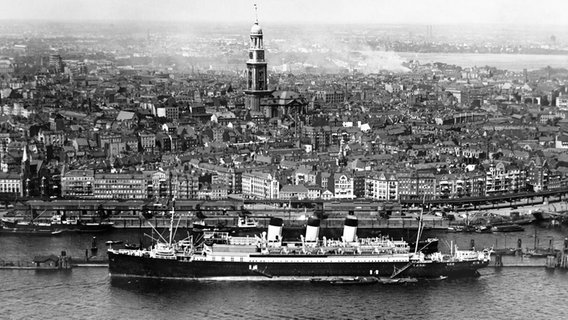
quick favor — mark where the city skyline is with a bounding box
[2,0,568,26]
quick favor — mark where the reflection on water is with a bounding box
[2,226,568,319]
[1,264,568,319]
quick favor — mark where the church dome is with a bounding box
[250,23,263,35]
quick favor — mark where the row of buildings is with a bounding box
[57,157,561,201]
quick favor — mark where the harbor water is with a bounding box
[1,225,568,320]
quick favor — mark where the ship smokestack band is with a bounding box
[305,217,320,242]
[342,215,358,243]
[267,217,283,242]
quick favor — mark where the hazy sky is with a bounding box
[2,0,568,26]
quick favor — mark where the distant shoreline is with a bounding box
[398,52,568,71]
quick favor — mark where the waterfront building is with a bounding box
[365,173,398,201]
[397,171,437,201]
[306,185,322,200]
[210,184,228,200]
[241,170,279,200]
[484,162,525,196]
[279,184,309,200]
[199,163,236,194]
[462,172,486,198]
[93,172,146,200]
[330,172,354,199]
[353,172,366,198]
[147,171,169,199]
[172,173,199,200]
[294,166,317,185]
[60,169,94,198]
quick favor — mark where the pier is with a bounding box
[104,215,452,230]
[0,258,109,270]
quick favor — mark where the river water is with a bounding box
[1,225,568,320]
[398,52,568,71]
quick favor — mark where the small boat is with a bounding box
[491,224,524,232]
[425,275,448,281]
[447,225,475,233]
[329,277,379,285]
[105,240,124,246]
[377,277,418,284]
[475,226,492,233]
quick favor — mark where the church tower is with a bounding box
[244,7,271,112]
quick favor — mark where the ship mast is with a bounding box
[414,194,426,255]
[169,197,176,246]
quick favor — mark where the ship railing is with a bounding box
[114,249,148,257]
[229,236,258,246]
[266,240,282,247]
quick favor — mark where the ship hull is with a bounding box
[57,223,114,233]
[108,251,487,280]
[1,219,113,233]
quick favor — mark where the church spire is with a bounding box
[244,4,270,113]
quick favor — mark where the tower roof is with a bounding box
[250,22,262,35]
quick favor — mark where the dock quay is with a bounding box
[0,251,108,270]
[106,216,452,230]
[5,193,568,232]
[490,250,568,269]
[0,263,109,270]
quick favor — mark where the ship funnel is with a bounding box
[342,215,358,243]
[305,217,320,242]
[267,217,283,242]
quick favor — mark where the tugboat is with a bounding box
[108,200,492,281]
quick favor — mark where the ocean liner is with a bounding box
[108,206,491,280]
